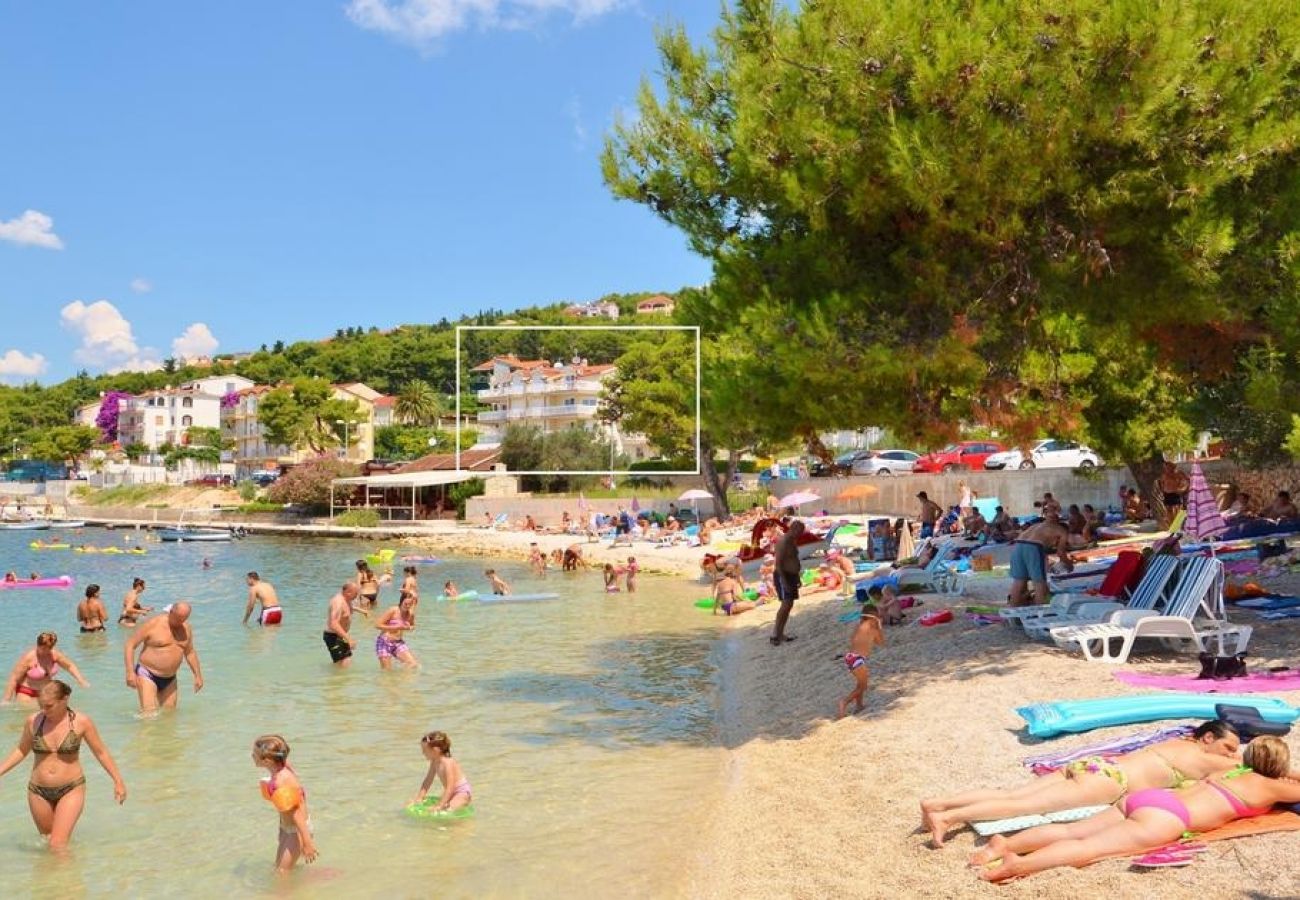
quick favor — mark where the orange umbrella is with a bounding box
[836,483,879,515]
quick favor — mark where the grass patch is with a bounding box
[237,502,287,514]
[77,484,173,506]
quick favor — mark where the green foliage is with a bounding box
[258,379,363,454]
[237,480,259,502]
[500,423,625,490]
[76,484,172,506]
[447,477,485,518]
[237,501,285,513]
[335,508,380,527]
[25,425,100,464]
[163,426,230,469]
[266,456,360,510]
[375,425,445,461]
[598,332,697,459]
[395,380,443,426]
[603,0,1300,478]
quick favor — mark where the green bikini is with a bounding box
[28,710,86,805]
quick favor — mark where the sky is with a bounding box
[0,0,720,384]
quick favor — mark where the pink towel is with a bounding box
[1113,670,1300,693]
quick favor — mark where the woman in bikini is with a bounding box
[974,736,1300,882]
[252,734,317,873]
[922,720,1243,846]
[411,730,474,812]
[373,592,420,670]
[354,561,381,610]
[3,632,90,704]
[77,584,109,634]
[0,680,126,850]
[118,578,152,627]
[713,563,756,616]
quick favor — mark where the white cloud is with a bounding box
[0,209,64,250]
[345,0,625,46]
[59,299,161,371]
[172,322,219,361]
[563,97,588,149]
[0,349,48,381]
[130,277,153,294]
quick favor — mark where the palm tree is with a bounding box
[395,379,442,426]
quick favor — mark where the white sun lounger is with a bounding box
[1019,556,1180,641]
[1002,555,1177,634]
[1049,557,1252,664]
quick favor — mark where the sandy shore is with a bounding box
[688,574,1300,899]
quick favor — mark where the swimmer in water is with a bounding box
[485,569,510,596]
[625,556,639,593]
[411,730,473,812]
[118,578,153,627]
[77,584,109,633]
[242,572,283,626]
[252,734,317,873]
[442,580,459,599]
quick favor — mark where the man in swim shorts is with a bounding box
[771,520,805,645]
[323,583,360,667]
[916,492,942,539]
[242,571,283,626]
[124,602,204,712]
[1007,513,1073,607]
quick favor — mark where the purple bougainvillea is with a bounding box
[95,391,132,443]
[220,391,240,410]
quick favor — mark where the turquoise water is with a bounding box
[0,529,722,898]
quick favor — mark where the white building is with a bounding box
[221,382,377,478]
[117,375,255,452]
[473,356,652,460]
[75,401,102,429]
[562,300,620,320]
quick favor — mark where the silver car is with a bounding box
[850,449,920,476]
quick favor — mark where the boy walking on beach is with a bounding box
[838,605,885,719]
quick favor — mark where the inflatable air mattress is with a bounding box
[0,575,74,590]
[1017,693,1300,739]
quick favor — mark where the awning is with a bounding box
[332,470,480,488]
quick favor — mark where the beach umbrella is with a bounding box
[630,496,641,513]
[678,487,713,517]
[836,483,879,515]
[897,522,916,560]
[1184,461,1227,542]
[780,490,821,507]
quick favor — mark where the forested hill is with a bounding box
[0,290,683,444]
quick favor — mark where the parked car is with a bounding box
[912,441,1006,474]
[249,471,280,486]
[813,450,874,477]
[188,474,233,487]
[984,439,1103,470]
[850,449,920,476]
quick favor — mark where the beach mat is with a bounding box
[1022,726,1193,773]
[1113,670,1300,693]
[1234,596,1300,611]
[973,805,1109,837]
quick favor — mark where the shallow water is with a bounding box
[0,529,722,897]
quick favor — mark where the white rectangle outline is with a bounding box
[455,324,702,475]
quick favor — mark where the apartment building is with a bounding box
[221,382,378,477]
[117,374,255,451]
[472,356,652,460]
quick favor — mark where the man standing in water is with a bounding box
[323,583,360,667]
[771,519,805,646]
[1007,512,1074,607]
[242,571,283,626]
[123,602,204,712]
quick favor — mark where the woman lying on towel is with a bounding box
[922,720,1243,846]
[972,736,1300,882]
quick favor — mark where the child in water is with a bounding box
[603,563,621,592]
[838,604,885,719]
[624,556,639,593]
[485,569,510,595]
[252,734,317,874]
[411,731,474,812]
[442,580,459,599]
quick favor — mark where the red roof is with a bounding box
[374,396,396,408]
[396,446,502,473]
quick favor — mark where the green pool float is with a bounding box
[405,799,475,820]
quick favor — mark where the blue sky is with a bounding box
[0,1,719,383]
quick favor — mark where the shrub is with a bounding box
[335,509,380,527]
[448,478,485,518]
[237,502,286,513]
[237,481,258,502]
[267,456,360,511]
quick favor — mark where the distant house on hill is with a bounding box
[635,295,676,315]
[562,300,620,320]
[373,395,396,427]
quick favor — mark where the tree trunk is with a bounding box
[700,437,732,521]
[1125,454,1167,525]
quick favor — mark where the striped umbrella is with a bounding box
[1184,461,1227,541]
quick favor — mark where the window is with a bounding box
[182,397,193,408]
[182,415,193,427]
[154,415,164,426]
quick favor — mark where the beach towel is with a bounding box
[1112,670,1300,693]
[1116,812,1300,865]
[1258,608,1300,620]
[1022,726,1193,773]
[972,805,1110,837]
[1234,596,1300,611]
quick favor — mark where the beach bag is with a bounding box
[1197,652,1247,681]
[1257,539,1288,560]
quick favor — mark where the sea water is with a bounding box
[0,530,722,898]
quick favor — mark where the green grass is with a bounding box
[335,509,381,527]
[236,502,286,513]
[76,484,173,506]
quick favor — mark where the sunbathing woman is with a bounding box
[922,720,1242,846]
[0,680,126,850]
[973,736,1300,882]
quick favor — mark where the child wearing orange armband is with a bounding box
[253,734,317,873]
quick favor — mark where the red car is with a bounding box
[911,441,1006,474]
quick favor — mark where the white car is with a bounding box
[849,449,920,476]
[984,439,1103,471]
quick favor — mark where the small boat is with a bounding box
[158,527,235,542]
[0,520,52,531]
[45,520,87,529]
